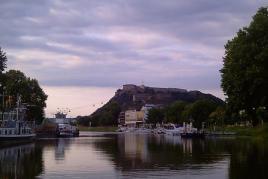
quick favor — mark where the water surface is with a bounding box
[0,132,268,179]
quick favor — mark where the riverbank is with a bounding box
[78,126,117,132]
[214,123,268,138]
[78,124,268,138]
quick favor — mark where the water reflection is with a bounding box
[94,134,230,173]
[0,134,268,178]
[53,138,72,160]
[0,143,43,179]
[229,139,268,179]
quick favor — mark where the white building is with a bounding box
[124,110,144,127]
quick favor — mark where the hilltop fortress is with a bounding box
[89,84,224,126]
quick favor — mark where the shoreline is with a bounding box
[79,124,268,138]
[78,126,118,132]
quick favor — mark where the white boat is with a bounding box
[46,111,79,137]
[58,123,79,137]
[163,123,184,135]
[0,96,36,140]
[152,127,165,134]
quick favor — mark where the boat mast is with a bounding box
[16,94,20,121]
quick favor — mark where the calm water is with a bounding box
[1,132,268,179]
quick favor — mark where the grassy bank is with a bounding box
[78,126,117,132]
[215,123,268,138]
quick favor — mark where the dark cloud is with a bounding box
[1,0,267,95]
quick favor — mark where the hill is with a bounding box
[87,84,224,126]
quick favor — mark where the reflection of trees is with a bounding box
[229,139,268,179]
[93,134,232,171]
[94,134,268,179]
[0,138,73,179]
[0,143,43,179]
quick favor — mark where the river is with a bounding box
[0,132,267,179]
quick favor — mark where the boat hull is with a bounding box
[0,134,36,141]
[181,133,205,138]
[57,131,79,137]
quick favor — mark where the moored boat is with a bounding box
[163,123,184,135]
[180,122,204,138]
[58,123,79,137]
[44,111,79,137]
[0,96,36,140]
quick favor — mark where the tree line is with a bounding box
[147,100,225,128]
[0,47,47,124]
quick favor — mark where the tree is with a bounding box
[0,47,7,74]
[147,108,164,124]
[256,107,268,123]
[0,47,7,110]
[164,101,187,123]
[220,7,268,126]
[4,70,47,124]
[90,102,121,126]
[208,106,225,127]
[182,100,218,128]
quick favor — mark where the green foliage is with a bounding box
[208,106,226,127]
[0,47,7,108]
[0,48,47,124]
[183,100,218,128]
[90,102,121,126]
[146,100,221,128]
[256,107,268,122]
[76,115,91,126]
[220,123,268,138]
[220,7,268,125]
[147,108,164,124]
[4,70,47,124]
[164,101,187,123]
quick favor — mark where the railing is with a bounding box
[0,127,33,135]
[0,128,16,135]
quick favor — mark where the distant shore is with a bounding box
[78,126,117,132]
[216,124,268,139]
[78,123,268,139]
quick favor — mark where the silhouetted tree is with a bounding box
[4,70,47,124]
[220,7,268,125]
[147,108,164,124]
[0,47,7,74]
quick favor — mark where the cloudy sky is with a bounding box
[0,0,267,117]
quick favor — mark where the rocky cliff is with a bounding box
[89,84,224,126]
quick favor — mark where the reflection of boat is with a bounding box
[0,143,42,179]
[117,127,151,133]
[0,143,35,161]
[180,123,204,138]
[181,132,205,138]
[117,126,131,132]
[0,96,36,140]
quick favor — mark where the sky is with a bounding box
[0,0,267,117]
